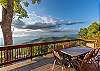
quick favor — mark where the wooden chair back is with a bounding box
[81,49,96,64]
[93,48,100,58]
[52,50,61,60]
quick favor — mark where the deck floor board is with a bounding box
[0,54,99,71]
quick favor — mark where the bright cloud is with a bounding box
[0,5,2,22]
[21,11,57,25]
[13,11,84,31]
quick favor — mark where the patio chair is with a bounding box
[95,55,100,70]
[72,49,95,71]
[81,49,96,65]
[93,48,100,71]
[91,48,100,59]
[75,48,99,71]
[52,50,66,71]
[93,48,100,57]
[86,48,100,71]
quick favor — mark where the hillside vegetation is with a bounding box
[78,22,100,40]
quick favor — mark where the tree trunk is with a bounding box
[1,0,13,45]
[1,0,14,61]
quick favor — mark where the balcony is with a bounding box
[0,39,99,71]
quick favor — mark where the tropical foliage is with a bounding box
[78,22,100,40]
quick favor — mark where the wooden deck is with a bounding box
[0,54,99,71]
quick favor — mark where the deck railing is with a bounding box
[0,39,95,66]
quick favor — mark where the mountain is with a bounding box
[24,34,77,44]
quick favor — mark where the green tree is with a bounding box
[0,0,41,61]
[0,0,41,45]
[87,22,99,39]
[78,28,88,39]
[78,22,100,40]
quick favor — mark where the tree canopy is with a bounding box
[0,0,41,18]
[78,22,100,40]
[0,0,41,46]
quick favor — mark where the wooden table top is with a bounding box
[60,46,92,57]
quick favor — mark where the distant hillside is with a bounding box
[25,34,77,44]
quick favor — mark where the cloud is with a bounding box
[13,11,84,31]
[21,11,57,25]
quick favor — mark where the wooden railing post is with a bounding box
[4,50,11,63]
[30,46,32,60]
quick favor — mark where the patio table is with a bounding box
[60,46,92,57]
[60,46,92,70]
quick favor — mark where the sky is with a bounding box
[27,0,99,21]
[21,0,99,30]
[0,0,99,29]
[0,0,99,35]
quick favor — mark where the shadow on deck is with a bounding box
[0,54,99,71]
